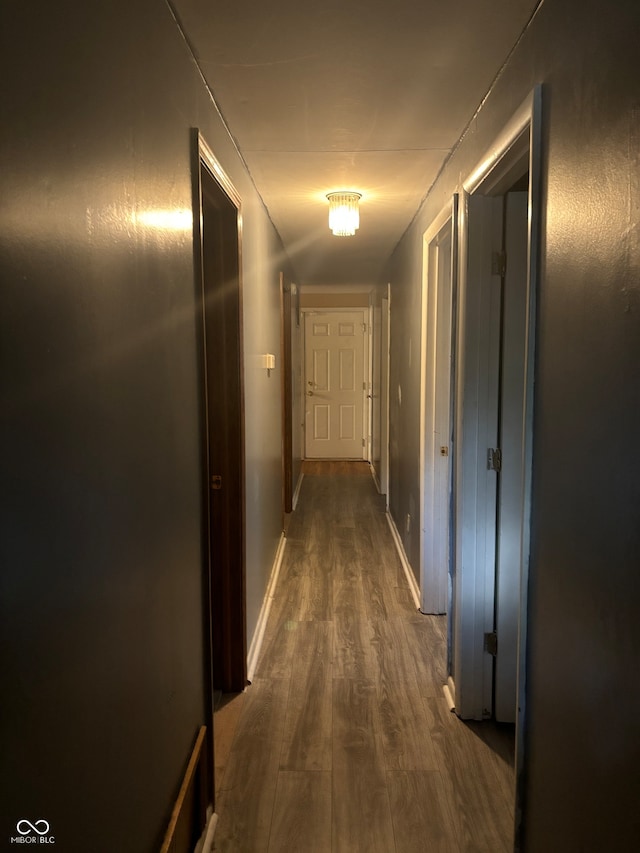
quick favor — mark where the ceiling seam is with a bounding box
[388,0,547,263]
[241,148,453,154]
[163,0,290,255]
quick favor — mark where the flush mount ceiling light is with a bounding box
[326,191,362,237]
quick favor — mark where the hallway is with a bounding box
[212,463,514,852]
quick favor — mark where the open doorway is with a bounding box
[281,273,294,518]
[193,132,247,710]
[280,276,303,532]
[369,289,391,499]
[419,197,458,616]
[447,88,542,842]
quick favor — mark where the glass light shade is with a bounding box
[327,192,361,236]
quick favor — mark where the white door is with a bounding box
[370,303,381,480]
[451,191,503,720]
[494,191,529,723]
[452,189,533,722]
[304,311,366,459]
[380,295,390,498]
[420,206,456,615]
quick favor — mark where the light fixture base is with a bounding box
[326,191,362,237]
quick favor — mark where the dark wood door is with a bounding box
[200,164,246,694]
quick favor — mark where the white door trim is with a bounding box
[419,200,457,614]
[380,289,391,505]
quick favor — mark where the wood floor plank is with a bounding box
[256,541,308,678]
[353,524,400,622]
[213,677,289,852]
[462,718,516,809]
[332,678,396,853]
[402,615,448,698]
[214,692,246,799]
[280,622,333,771]
[268,771,332,853]
[255,610,300,679]
[387,770,461,853]
[330,528,358,583]
[332,574,376,680]
[298,549,333,621]
[424,695,514,852]
[361,567,392,620]
[370,617,440,772]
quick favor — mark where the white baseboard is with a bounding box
[370,462,381,493]
[443,679,456,713]
[292,470,304,510]
[385,511,421,610]
[195,807,218,853]
[246,531,287,682]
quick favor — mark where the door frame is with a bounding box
[301,307,369,460]
[367,300,376,466]
[192,129,247,704]
[452,87,541,716]
[494,189,529,724]
[280,272,294,517]
[419,197,458,615]
[367,288,391,498]
[450,86,542,837]
[380,289,391,503]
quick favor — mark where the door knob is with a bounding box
[307,390,314,396]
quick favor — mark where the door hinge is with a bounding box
[487,447,502,473]
[484,631,498,656]
[492,250,507,277]
[211,474,222,490]
[362,438,365,447]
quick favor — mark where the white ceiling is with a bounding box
[173,0,539,286]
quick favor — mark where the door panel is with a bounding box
[339,404,355,438]
[314,405,329,439]
[371,304,382,484]
[380,296,390,496]
[494,191,528,722]
[339,348,355,390]
[432,230,453,599]
[452,189,531,723]
[313,347,329,389]
[304,311,366,459]
[451,192,503,720]
[200,164,246,695]
[421,204,457,616]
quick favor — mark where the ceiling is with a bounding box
[172,0,539,287]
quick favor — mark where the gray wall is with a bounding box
[0,2,289,850]
[386,0,640,849]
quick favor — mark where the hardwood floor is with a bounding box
[213,463,515,852]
